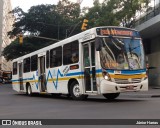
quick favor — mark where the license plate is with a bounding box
[126,85,134,90]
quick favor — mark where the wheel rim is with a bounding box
[73,84,81,97]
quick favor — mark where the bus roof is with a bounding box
[12,26,139,62]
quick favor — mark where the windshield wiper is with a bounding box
[110,36,124,45]
[130,45,140,51]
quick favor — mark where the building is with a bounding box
[135,0,160,87]
[0,0,14,71]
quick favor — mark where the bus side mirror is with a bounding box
[95,37,102,51]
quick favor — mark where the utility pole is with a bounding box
[154,0,156,16]
[66,29,68,38]
[58,22,60,40]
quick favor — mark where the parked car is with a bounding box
[1,71,12,84]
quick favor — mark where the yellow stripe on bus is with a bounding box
[109,74,146,79]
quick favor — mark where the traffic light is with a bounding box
[19,34,23,44]
[81,19,88,31]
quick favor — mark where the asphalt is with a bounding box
[1,83,160,98]
[120,86,160,98]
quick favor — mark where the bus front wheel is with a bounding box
[70,81,88,100]
[103,93,120,100]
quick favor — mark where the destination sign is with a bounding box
[96,28,140,37]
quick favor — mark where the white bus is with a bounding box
[12,26,148,100]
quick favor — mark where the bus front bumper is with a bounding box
[100,79,148,94]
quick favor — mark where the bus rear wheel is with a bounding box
[70,81,88,100]
[103,93,120,100]
[26,85,33,96]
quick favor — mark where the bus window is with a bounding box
[63,40,79,65]
[13,62,17,75]
[31,55,38,71]
[71,53,78,63]
[23,57,31,73]
[50,46,62,68]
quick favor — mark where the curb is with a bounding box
[120,94,160,98]
[152,87,160,89]
[151,95,160,97]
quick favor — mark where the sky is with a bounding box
[11,0,99,12]
[10,0,160,13]
[11,0,60,12]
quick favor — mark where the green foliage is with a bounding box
[82,0,150,28]
[4,0,81,61]
[2,38,54,61]
[8,0,81,39]
[82,0,121,28]
[115,0,151,27]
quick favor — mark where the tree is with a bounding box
[3,0,150,61]
[8,0,81,40]
[4,0,81,61]
[82,0,122,28]
[115,0,151,27]
[2,37,54,61]
[82,0,150,28]
[56,0,81,37]
[8,4,61,39]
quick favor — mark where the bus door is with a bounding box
[83,41,97,93]
[38,54,46,92]
[18,62,24,91]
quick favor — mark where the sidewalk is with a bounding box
[120,86,160,98]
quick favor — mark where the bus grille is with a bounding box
[114,79,129,84]
[114,78,142,84]
[132,78,142,83]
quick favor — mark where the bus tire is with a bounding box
[70,81,88,100]
[103,93,120,100]
[26,85,33,96]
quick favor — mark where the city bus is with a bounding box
[12,26,148,100]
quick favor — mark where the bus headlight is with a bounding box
[104,75,109,80]
[102,71,111,81]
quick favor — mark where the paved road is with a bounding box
[0,84,160,128]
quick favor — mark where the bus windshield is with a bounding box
[99,37,145,70]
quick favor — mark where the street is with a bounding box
[0,84,160,120]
